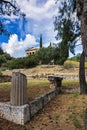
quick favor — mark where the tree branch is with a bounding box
[0,0,17,10]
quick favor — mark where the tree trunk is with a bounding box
[76,0,87,94]
[79,51,87,94]
[76,0,87,57]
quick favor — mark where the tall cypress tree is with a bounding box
[40,34,42,48]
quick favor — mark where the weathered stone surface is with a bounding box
[0,75,11,83]
[0,102,30,125]
[11,72,27,106]
[0,73,63,125]
[85,109,87,130]
[48,76,63,93]
[29,97,43,117]
[61,87,80,94]
[0,89,57,125]
[0,87,75,125]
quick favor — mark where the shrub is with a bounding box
[64,60,79,69]
[24,55,39,68]
[0,71,2,76]
[5,55,39,69]
[64,61,74,69]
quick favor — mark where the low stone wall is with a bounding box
[0,89,59,125]
[85,109,87,130]
[62,87,80,93]
[0,103,30,125]
[0,75,11,83]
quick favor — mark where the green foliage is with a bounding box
[69,113,83,129]
[0,71,2,76]
[54,0,80,65]
[0,47,4,55]
[64,61,74,69]
[62,80,79,88]
[36,47,54,64]
[24,55,39,68]
[36,45,70,65]
[0,49,12,67]
[72,93,78,98]
[64,60,79,69]
[5,55,38,69]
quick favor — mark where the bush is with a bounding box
[64,60,79,69]
[4,55,39,69]
[24,55,39,68]
[0,71,2,76]
[64,61,74,69]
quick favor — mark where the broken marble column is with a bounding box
[10,72,27,106]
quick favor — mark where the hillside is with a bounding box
[2,65,80,80]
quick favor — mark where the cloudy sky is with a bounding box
[0,0,82,57]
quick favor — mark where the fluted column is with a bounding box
[10,72,27,106]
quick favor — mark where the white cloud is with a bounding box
[16,0,57,21]
[1,34,38,57]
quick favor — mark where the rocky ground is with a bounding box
[2,65,80,80]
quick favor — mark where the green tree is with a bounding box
[36,47,55,64]
[54,0,80,65]
[5,55,38,69]
[36,47,48,64]
[0,45,12,67]
[53,43,61,64]
[0,47,4,55]
[56,0,87,94]
[40,34,43,48]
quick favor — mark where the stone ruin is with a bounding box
[11,72,27,106]
[0,72,63,125]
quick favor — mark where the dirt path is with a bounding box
[0,93,87,130]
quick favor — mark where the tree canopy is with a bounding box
[54,0,80,59]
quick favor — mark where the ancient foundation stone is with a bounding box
[0,102,30,125]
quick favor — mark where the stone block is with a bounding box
[0,102,30,125]
[29,97,43,117]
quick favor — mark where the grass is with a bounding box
[0,79,80,91]
[72,93,79,98]
[0,82,11,91]
[27,79,50,88]
[64,60,87,69]
[69,112,84,129]
[62,80,79,88]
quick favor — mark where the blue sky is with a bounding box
[0,0,82,57]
